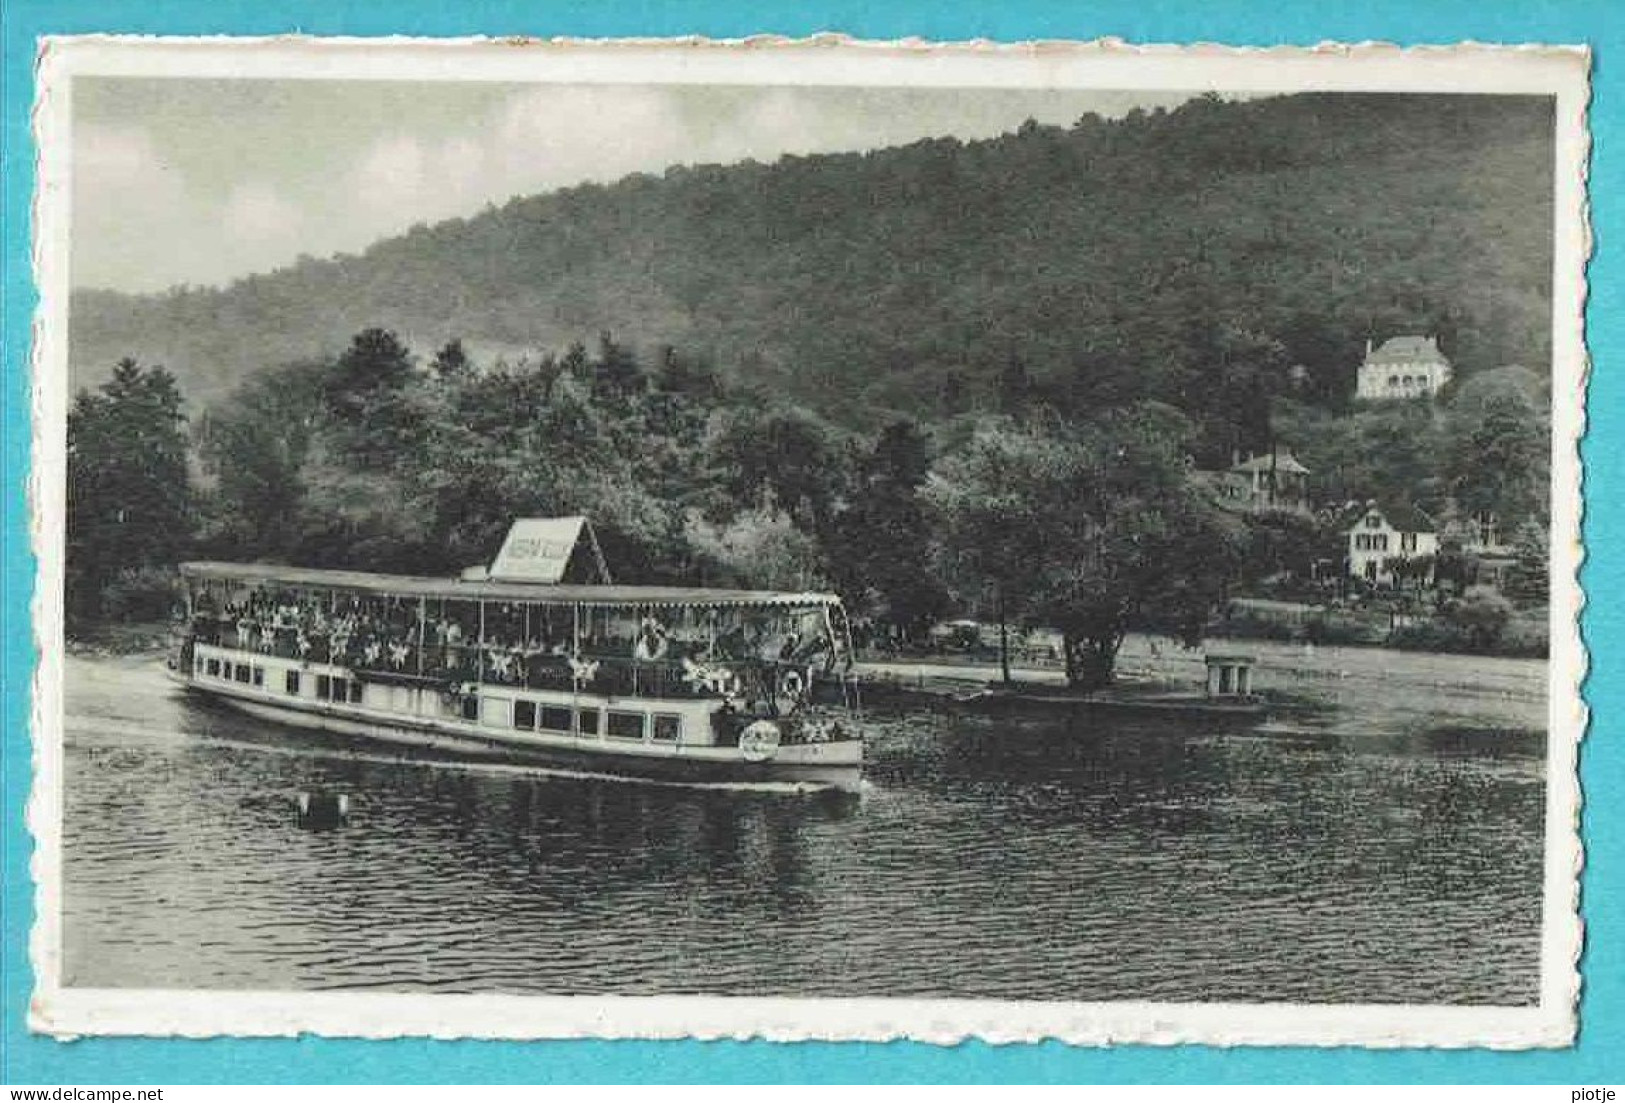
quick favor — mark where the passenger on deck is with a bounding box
[713,624,746,661]
[633,616,669,662]
[795,632,830,665]
[441,619,463,670]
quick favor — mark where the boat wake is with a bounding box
[67,717,842,795]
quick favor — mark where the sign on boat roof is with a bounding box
[180,518,839,608]
[488,516,609,585]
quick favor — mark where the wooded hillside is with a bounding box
[70,92,1554,431]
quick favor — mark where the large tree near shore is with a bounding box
[925,404,1246,691]
[66,358,192,622]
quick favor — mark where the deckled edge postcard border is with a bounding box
[25,33,1591,1047]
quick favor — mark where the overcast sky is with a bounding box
[71,79,1200,294]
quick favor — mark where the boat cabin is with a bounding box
[176,520,857,754]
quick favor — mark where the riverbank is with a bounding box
[858,632,1547,737]
[1211,596,1548,659]
[71,619,1545,737]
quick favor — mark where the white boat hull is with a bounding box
[170,646,864,791]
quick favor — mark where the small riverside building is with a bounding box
[1204,653,1256,699]
[1356,335,1452,400]
[1440,509,1520,589]
[1347,502,1439,586]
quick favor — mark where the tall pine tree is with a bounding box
[67,358,192,623]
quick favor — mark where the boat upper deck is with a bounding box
[180,561,840,609]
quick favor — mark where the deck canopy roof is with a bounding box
[180,561,839,609]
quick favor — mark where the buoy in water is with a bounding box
[296,791,351,831]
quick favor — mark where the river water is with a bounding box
[60,645,1548,1004]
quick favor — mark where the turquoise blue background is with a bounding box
[3,0,1619,1084]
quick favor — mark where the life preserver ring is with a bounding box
[738,719,782,762]
[777,668,807,706]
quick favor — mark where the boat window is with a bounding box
[349,680,364,704]
[316,674,331,699]
[285,670,300,696]
[206,657,221,677]
[513,700,537,729]
[652,714,681,742]
[252,666,265,687]
[577,708,600,736]
[234,663,252,684]
[540,706,573,733]
[606,710,646,740]
[461,694,479,722]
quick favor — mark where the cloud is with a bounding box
[74,124,306,290]
[222,181,304,255]
[71,124,196,290]
[490,85,689,191]
[321,87,694,254]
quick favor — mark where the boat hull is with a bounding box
[858,677,1267,721]
[173,669,864,792]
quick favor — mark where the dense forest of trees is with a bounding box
[64,91,1559,679]
[69,319,1552,681]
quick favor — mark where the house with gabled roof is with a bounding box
[1356,335,1452,400]
[1346,501,1439,586]
[1228,448,1312,514]
[1197,448,1313,516]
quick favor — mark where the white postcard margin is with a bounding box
[25,34,1591,1047]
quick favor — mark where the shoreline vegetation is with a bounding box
[64,620,176,658]
[67,95,1553,692]
[1209,597,1548,660]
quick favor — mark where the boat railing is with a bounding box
[188,616,835,703]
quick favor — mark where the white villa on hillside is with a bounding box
[1347,502,1439,585]
[1356,335,1453,400]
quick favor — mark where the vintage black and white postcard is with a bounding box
[28,36,1588,1046]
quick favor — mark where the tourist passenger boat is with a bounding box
[167,518,864,791]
